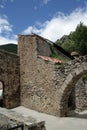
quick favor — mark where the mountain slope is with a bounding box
[0,44,17,54]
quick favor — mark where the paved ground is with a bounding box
[0,107,46,130]
[0,113,18,129]
[12,106,87,130]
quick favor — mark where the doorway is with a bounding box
[0,81,3,107]
[68,87,76,112]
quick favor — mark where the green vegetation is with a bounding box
[56,22,87,56]
[50,46,69,62]
[0,44,17,54]
[82,74,87,82]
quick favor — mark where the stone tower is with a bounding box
[18,34,58,115]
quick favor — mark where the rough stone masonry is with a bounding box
[0,49,20,108]
[0,34,87,117]
[18,34,87,117]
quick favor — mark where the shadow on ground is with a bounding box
[68,111,87,119]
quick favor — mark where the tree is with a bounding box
[71,22,87,55]
[56,22,87,55]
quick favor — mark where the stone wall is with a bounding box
[18,35,59,115]
[1,34,87,117]
[0,49,20,108]
[75,78,87,112]
[36,36,52,56]
[18,35,87,117]
[55,56,87,116]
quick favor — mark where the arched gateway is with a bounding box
[0,81,4,107]
[58,56,87,116]
[0,49,20,108]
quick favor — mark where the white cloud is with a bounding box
[0,16,12,34]
[0,36,17,45]
[34,6,37,10]
[23,26,43,34]
[23,7,87,42]
[42,0,51,5]
[10,0,14,2]
[0,0,15,8]
[0,4,4,8]
[0,16,17,45]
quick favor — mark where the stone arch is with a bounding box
[0,50,20,108]
[59,63,87,117]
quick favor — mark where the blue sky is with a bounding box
[0,0,87,44]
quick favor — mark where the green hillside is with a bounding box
[0,44,17,54]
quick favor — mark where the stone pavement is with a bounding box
[0,107,46,130]
[12,106,87,130]
[0,113,20,130]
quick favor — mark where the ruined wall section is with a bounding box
[18,34,87,116]
[55,56,87,89]
[36,36,52,56]
[54,56,87,116]
[75,78,87,112]
[18,35,61,115]
[0,49,20,108]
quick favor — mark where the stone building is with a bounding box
[0,34,87,117]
